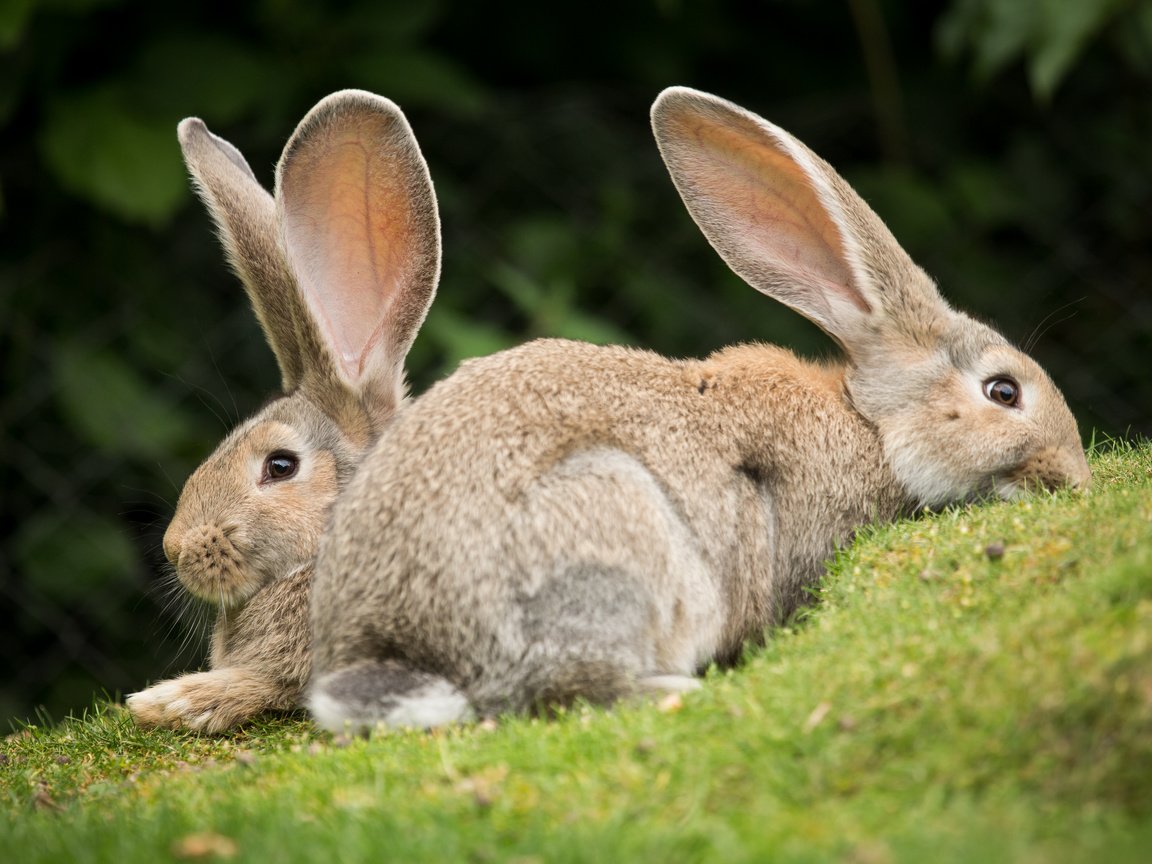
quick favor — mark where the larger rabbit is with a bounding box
[126,90,440,733]
[307,87,1090,732]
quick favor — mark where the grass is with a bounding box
[4,442,1151,862]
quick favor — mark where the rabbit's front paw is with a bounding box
[126,669,263,733]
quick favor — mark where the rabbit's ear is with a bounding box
[178,119,310,391]
[651,87,945,351]
[275,90,440,425]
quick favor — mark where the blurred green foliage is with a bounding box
[938,0,1141,98]
[2,0,1150,727]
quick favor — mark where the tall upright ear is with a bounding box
[651,86,944,350]
[275,90,440,425]
[178,119,309,391]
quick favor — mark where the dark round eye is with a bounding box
[983,377,1020,408]
[262,452,299,482]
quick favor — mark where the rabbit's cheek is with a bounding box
[247,450,340,584]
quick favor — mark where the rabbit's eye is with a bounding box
[263,452,299,482]
[983,377,1020,408]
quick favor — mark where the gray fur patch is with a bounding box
[519,564,651,652]
[310,661,472,732]
[321,660,440,704]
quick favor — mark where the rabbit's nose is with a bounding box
[162,527,182,567]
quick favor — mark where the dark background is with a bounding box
[2,0,1150,728]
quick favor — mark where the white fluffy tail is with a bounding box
[308,660,473,734]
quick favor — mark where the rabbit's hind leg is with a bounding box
[308,659,473,734]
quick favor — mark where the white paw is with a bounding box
[127,680,203,729]
[126,671,243,732]
[127,680,191,715]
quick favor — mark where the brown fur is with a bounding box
[312,339,908,720]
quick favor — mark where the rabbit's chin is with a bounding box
[178,567,266,609]
[880,436,1011,509]
[892,446,1087,510]
[991,478,1034,502]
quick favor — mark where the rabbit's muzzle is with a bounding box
[1008,444,1092,496]
[168,523,260,606]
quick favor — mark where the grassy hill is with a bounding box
[4,442,1150,863]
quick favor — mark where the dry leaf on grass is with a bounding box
[802,701,832,734]
[171,832,238,859]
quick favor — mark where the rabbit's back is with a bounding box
[312,338,903,711]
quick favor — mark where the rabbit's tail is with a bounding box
[309,660,472,733]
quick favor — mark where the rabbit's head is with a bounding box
[652,87,1089,507]
[164,91,439,607]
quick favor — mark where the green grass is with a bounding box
[4,442,1152,862]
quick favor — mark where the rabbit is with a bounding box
[305,86,1091,734]
[125,89,441,733]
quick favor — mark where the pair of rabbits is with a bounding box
[126,88,1090,734]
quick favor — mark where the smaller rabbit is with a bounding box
[125,90,441,733]
[306,87,1091,733]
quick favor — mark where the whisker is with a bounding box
[195,390,233,433]
[144,563,215,671]
[171,599,212,671]
[160,368,234,432]
[155,459,184,497]
[206,344,241,424]
[119,488,175,510]
[1024,296,1084,352]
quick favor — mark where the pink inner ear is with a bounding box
[281,131,413,382]
[678,115,870,315]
